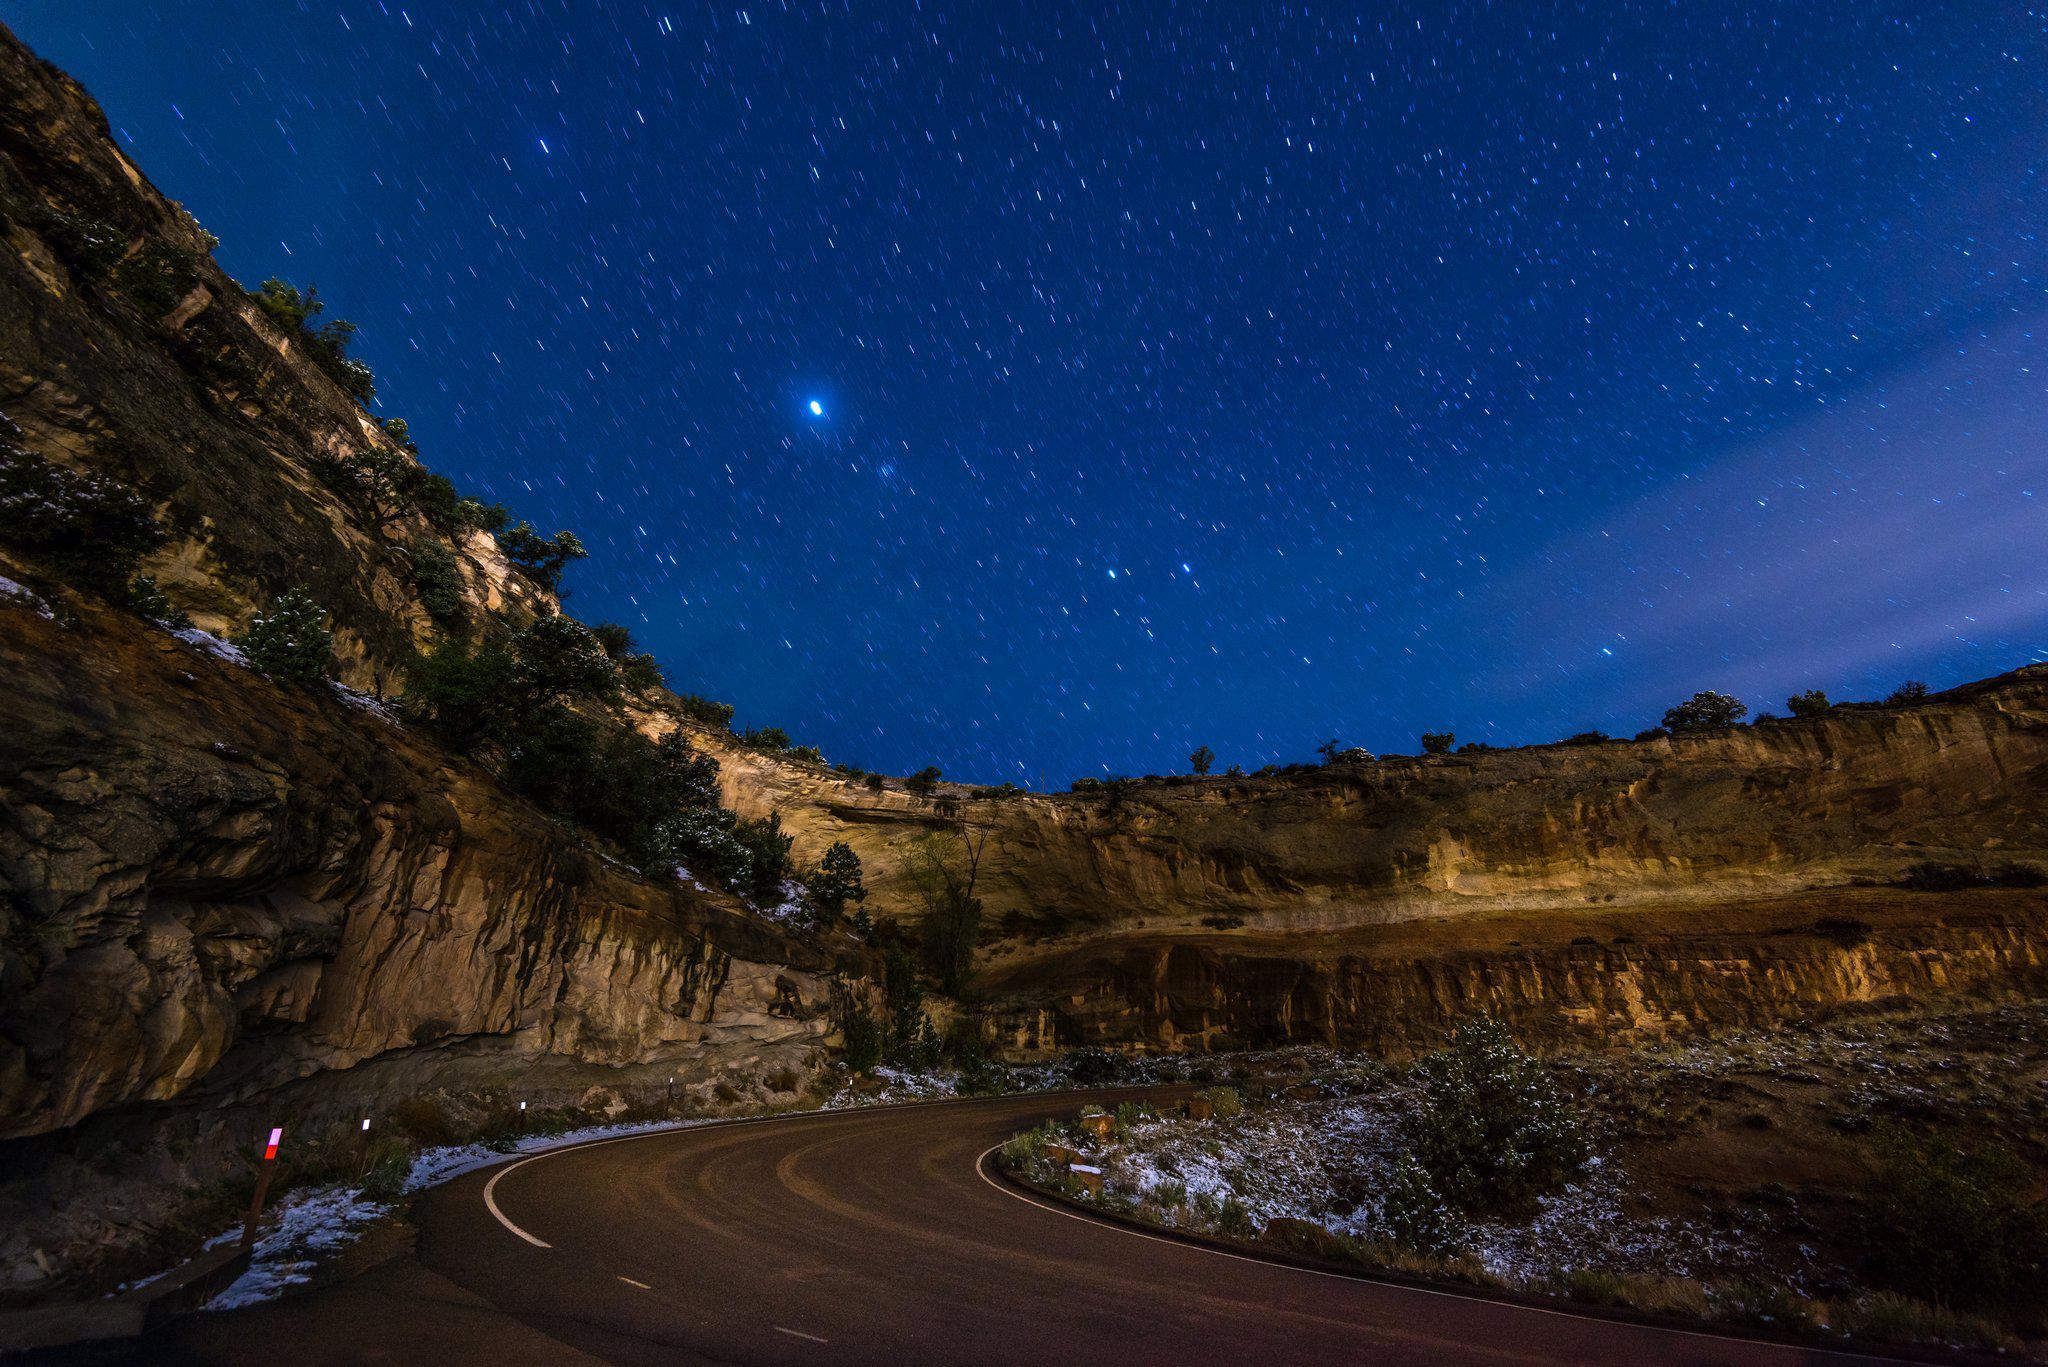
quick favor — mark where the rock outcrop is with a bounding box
[0,23,863,1290]
[706,666,2048,938]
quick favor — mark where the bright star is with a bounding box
[808,399,824,417]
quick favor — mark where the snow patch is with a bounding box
[170,625,250,668]
[0,575,54,620]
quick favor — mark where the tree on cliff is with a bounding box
[512,613,619,710]
[0,441,164,597]
[1660,690,1747,733]
[1420,731,1454,755]
[906,830,987,996]
[1786,689,1831,718]
[905,765,943,797]
[804,841,867,923]
[235,586,333,684]
[1887,680,1930,705]
[499,521,587,591]
[1189,745,1214,775]
[252,278,375,403]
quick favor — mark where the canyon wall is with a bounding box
[708,666,2048,938]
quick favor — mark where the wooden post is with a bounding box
[240,1126,283,1251]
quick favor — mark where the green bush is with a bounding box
[112,240,200,315]
[803,841,866,923]
[407,540,464,626]
[1786,689,1831,718]
[1861,1128,2047,1313]
[124,574,190,627]
[254,279,375,403]
[1375,1152,1463,1255]
[499,521,586,589]
[404,635,516,748]
[841,1007,884,1074]
[1661,690,1747,733]
[235,587,333,684]
[675,693,735,728]
[0,443,164,594]
[1404,1017,1588,1216]
[1063,1047,1121,1088]
[1200,1085,1243,1119]
[1420,732,1454,755]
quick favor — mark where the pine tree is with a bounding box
[235,587,333,684]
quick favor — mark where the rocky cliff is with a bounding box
[708,666,2048,936]
[0,23,863,1291]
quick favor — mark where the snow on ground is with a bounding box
[206,1187,387,1310]
[199,1115,727,1312]
[329,680,400,722]
[1070,1084,1750,1287]
[170,625,249,667]
[0,574,54,619]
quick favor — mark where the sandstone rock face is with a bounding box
[707,667,2048,938]
[976,889,2048,1055]
[0,598,857,1145]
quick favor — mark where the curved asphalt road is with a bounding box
[167,1088,1894,1366]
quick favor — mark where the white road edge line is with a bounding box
[774,1326,828,1343]
[972,1144,1917,1366]
[472,1086,1128,1250]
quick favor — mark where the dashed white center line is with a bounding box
[617,1276,652,1289]
[774,1326,828,1344]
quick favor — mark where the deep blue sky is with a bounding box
[11,2,2046,784]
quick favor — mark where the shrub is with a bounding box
[864,772,886,792]
[675,693,736,728]
[1189,745,1214,775]
[1885,680,1930,705]
[1786,689,1831,718]
[125,574,190,627]
[0,443,164,594]
[253,279,375,403]
[1633,727,1669,741]
[498,521,586,590]
[1420,732,1453,755]
[1199,1085,1244,1119]
[1063,1047,1121,1088]
[905,765,943,796]
[841,1007,884,1074]
[1560,730,1609,745]
[235,587,333,683]
[804,841,866,923]
[113,240,200,315]
[1404,1016,1588,1216]
[512,614,618,709]
[1661,690,1747,733]
[1861,1128,2048,1312]
[1375,1153,1463,1255]
[951,1026,1006,1096]
[740,725,791,751]
[407,540,464,626]
[26,203,125,275]
[1216,1196,1256,1240]
[1835,1292,2018,1353]
[404,635,516,748]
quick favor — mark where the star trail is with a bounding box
[15,1,2047,783]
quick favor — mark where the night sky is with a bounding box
[11,3,2046,784]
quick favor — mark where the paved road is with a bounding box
[160,1088,1890,1365]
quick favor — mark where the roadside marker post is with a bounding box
[240,1126,283,1251]
[518,1100,527,1134]
[356,1115,371,1175]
